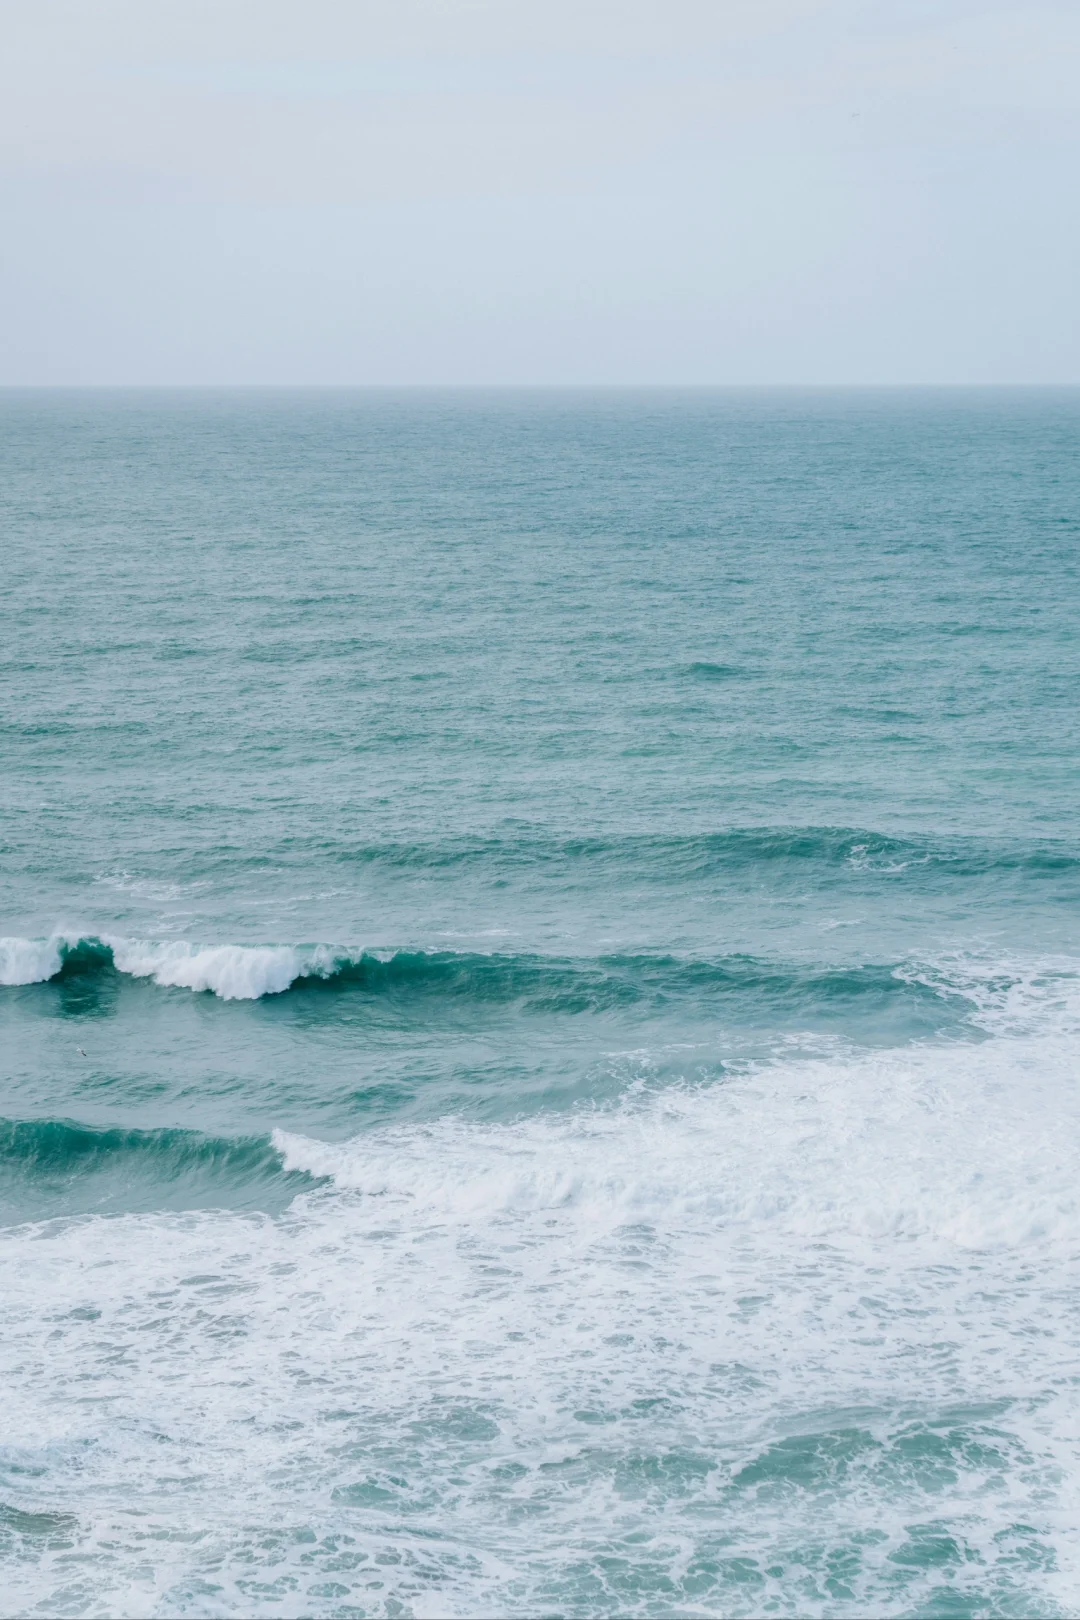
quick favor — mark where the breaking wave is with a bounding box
[0,1118,322,1222]
[0,931,997,1029]
[270,1000,1080,1251]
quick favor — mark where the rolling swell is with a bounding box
[301,951,966,1034]
[0,933,977,1033]
[0,1118,323,1222]
[322,826,1080,881]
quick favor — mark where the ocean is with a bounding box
[2,387,1079,1617]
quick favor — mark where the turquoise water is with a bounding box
[2,388,1080,1617]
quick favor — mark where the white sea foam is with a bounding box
[2,1010,1080,1615]
[274,1011,1080,1251]
[900,951,1080,1039]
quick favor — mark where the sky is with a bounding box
[1,0,1077,384]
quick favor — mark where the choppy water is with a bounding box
[2,388,1080,1617]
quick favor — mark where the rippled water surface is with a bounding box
[2,388,1080,1616]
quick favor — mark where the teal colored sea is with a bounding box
[2,388,1080,1618]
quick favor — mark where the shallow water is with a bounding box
[2,388,1079,1616]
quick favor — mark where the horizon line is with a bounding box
[2,381,1079,391]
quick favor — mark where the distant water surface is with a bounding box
[2,388,1080,1617]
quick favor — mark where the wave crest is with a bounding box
[0,934,324,1000]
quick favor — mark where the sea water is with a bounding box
[1,387,1079,1617]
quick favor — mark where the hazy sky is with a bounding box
[1,0,1077,383]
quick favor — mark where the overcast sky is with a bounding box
[1,0,1077,384]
